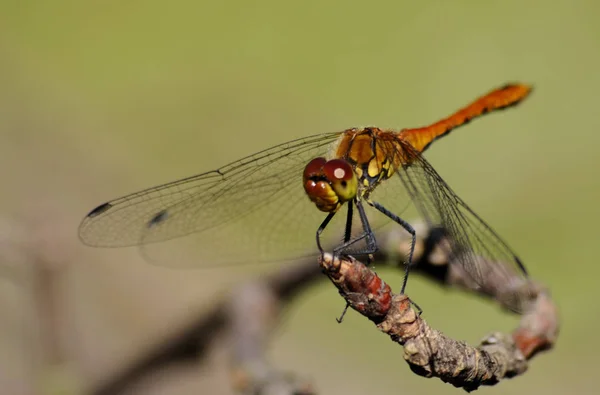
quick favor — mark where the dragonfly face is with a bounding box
[303,157,358,213]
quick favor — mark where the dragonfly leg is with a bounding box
[316,212,337,254]
[368,200,416,295]
[316,207,360,324]
[336,302,351,323]
[332,200,379,258]
[337,203,373,324]
[355,200,379,254]
[343,201,353,243]
[410,298,423,316]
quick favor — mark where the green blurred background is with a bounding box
[1,1,598,394]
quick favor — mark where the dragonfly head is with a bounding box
[303,157,358,213]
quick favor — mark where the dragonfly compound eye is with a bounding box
[322,159,358,203]
[303,157,339,212]
[303,157,358,213]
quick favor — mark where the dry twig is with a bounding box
[319,251,556,392]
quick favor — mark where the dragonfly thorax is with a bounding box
[335,127,397,194]
[352,159,395,194]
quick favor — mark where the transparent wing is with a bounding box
[372,138,529,306]
[78,132,346,267]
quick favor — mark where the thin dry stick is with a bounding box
[319,248,558,392]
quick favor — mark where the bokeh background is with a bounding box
[1,1,598,394]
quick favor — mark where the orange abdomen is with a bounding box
[399,84,532,153]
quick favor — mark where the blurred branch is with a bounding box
[0,215,83,395]
[92,256,323,395]
[92,303,227,395]
[92,222,558,394]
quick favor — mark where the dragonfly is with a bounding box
[79,83,531,299]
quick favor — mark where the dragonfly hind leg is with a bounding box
[368,200,416,295]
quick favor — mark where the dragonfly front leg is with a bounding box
[321,201,378,324]
[316,200,378,259]
[367,199,416,295]
[316,211,337,254]
[332,200,378,260]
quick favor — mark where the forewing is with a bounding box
[79,133,343,267]
[373,137,529,308]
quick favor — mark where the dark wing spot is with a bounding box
[86,202,113,218]
[148,209,169,228]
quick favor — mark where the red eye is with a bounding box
[303,157,327,180]
[323,159,354,181]
[303,157,358,211]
